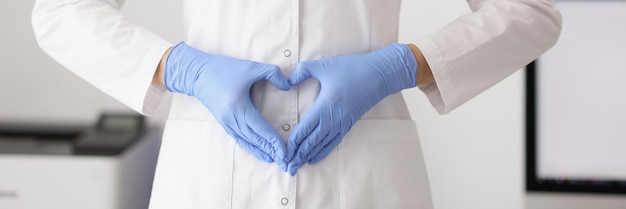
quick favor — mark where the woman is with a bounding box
[32,0,562,208]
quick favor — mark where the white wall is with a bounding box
[2,1,625,209]
[400,1,526,208]
[0,0,181,126]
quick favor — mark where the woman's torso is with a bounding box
[149,1,433,208]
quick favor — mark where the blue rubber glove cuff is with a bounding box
[374,43,418,94]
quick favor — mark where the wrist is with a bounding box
[376,44,419,94]
[407,43,434,85]
[153,46,173,88]
[163,42,203,94]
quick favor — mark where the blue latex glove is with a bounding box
[285,44,418,175]
[165,42,290,167]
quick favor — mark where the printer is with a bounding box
[0,114,161,209]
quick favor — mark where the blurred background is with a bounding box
[1,0,625,208]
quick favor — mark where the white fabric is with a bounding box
[32,0,562,208]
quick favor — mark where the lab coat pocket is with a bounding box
[339,119,433,209]
[149,120,235,209]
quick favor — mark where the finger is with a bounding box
[288,62,314,86]
[247,122,288,171]
[278,158,288,172]
[261,65,291,91]
[291,106,332,165]
[239,122,277,158]
[287,163,300,176]
[304,110,341,163]
[308,134,344,164]
[285,103,323,162]
[235,135,275,163]
[245,106,287,161]
[287,120,327,175]
[229,107,277,159]
[222,124,274,163]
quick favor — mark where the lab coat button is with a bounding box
[281,123,291,131]
[283,49,291,57]
[281,197,289,205]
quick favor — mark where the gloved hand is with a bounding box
[165,42,290,167]
[285,44,418,175]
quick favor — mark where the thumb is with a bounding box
[288,62,314,86]
[262,65,291,91]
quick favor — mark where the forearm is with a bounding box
[407,44,434,86]
[153,44,431,88]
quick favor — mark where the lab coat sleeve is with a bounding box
[31,0,172,115]
[413,0,562,114]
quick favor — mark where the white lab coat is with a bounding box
[32,0,562,208]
